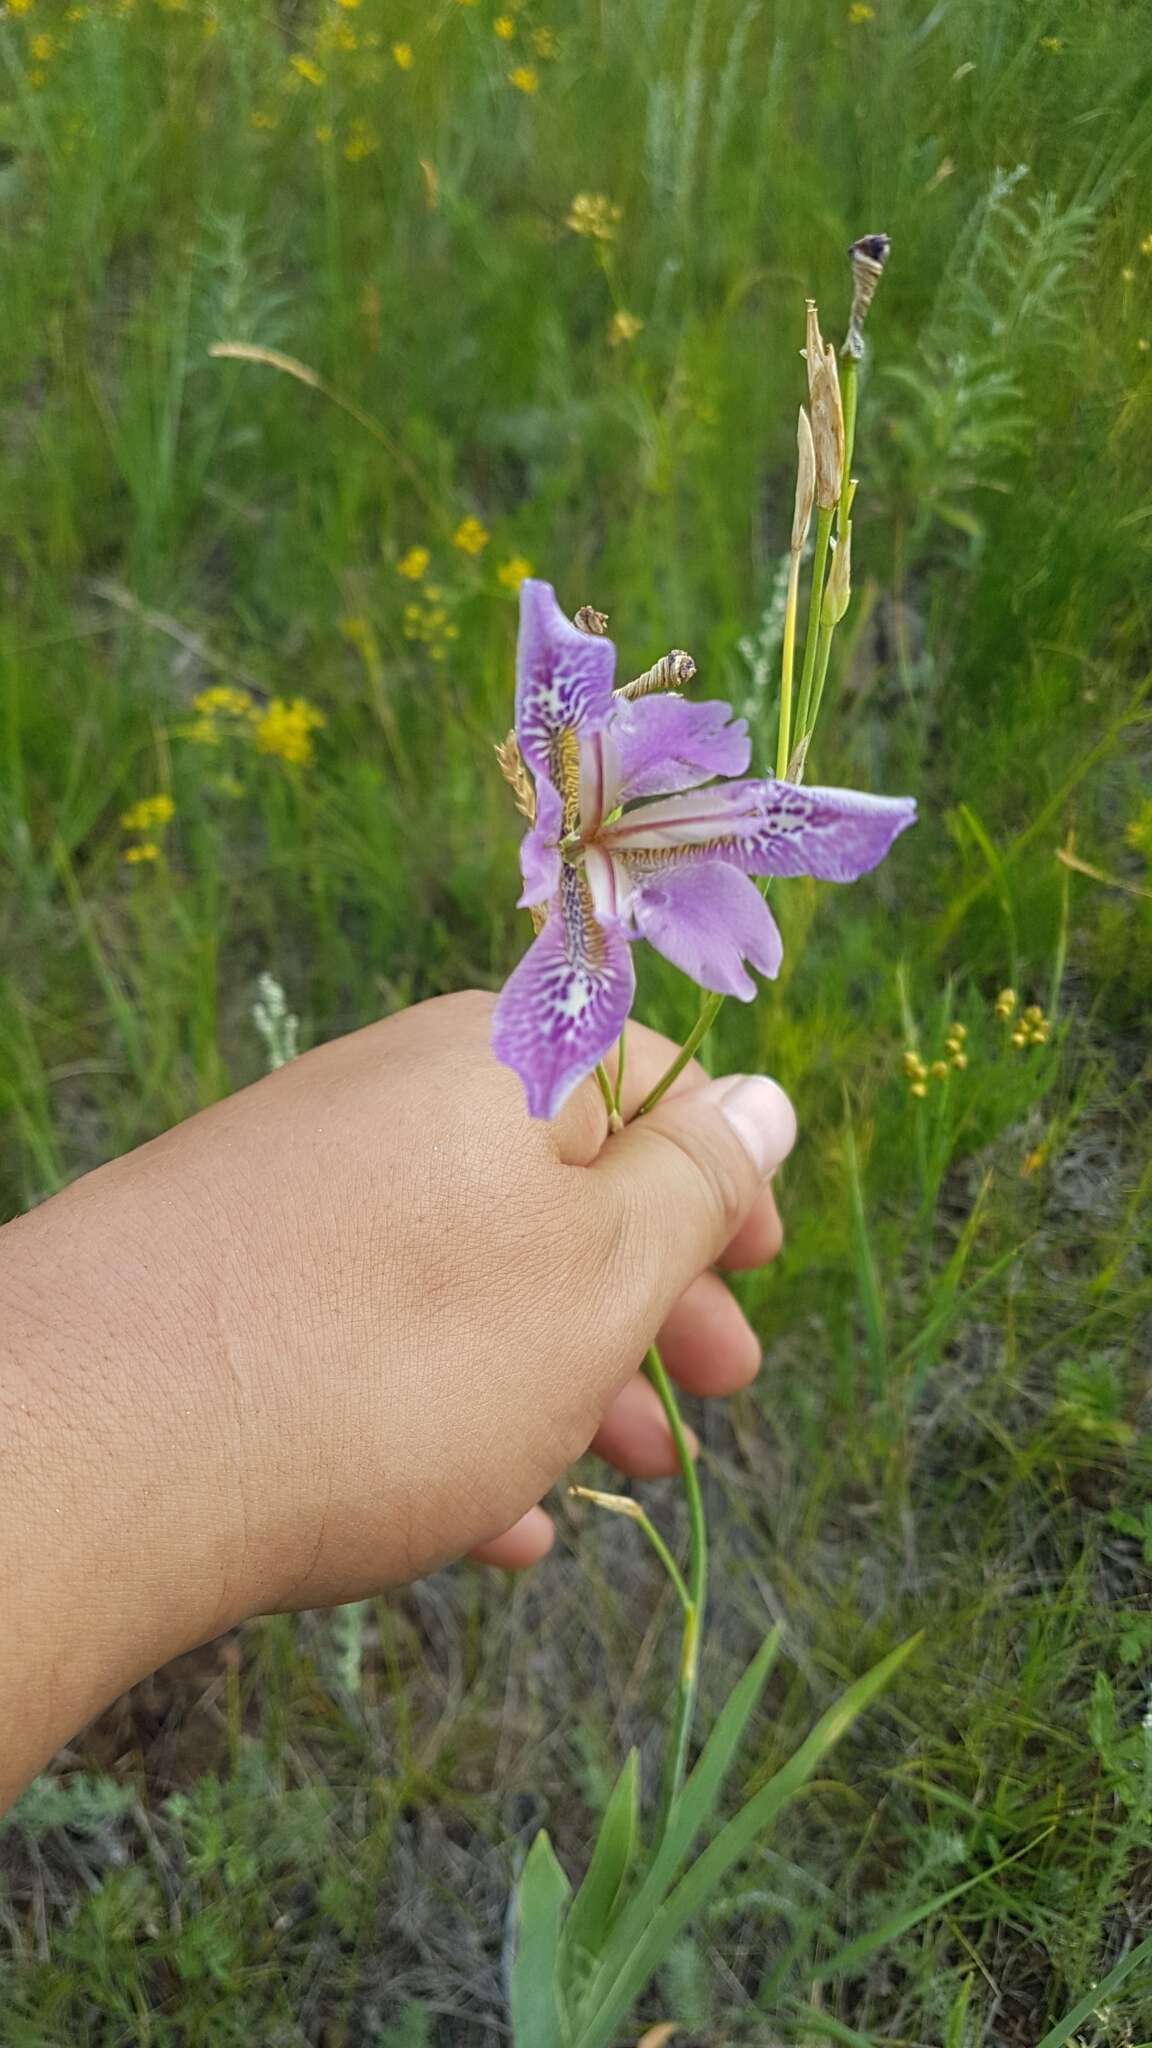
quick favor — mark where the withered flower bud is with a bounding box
[791,406,816,553]
[804,300,845,510]
[821,523,852,626]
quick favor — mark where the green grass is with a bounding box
[2,0,1151,2040]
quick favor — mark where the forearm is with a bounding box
[0,1148,252,1807]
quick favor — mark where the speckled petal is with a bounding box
[630,861,783,999]
[613,695,751,801]
[515,580,617,789]
[518,776,563,908]
[492,864,635,1120]
[603,778,916,881]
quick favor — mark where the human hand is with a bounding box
[1,991,795,1796]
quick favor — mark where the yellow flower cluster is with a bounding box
[848,2,875,19]
[567,192,622,242]
[120,793,175,867]
[608,309,644,346]
[509,64,538,93]
[994,988,1050,1046]
[1124,800,1152,857]
[182,684,325,767]
[1010,1003,1050,1050]
[902,1022,967,1098]
[397,545,431,580]
[403,593,459,660]
[452,514,490,555]
[252,697,327,766]
[497,555,534,591]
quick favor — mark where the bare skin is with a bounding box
[0,992,796,1809]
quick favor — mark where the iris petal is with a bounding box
[603,778,917,882]
[492,864,635,1120]
[612,695,751,801]
[630,861,783,999]
[515,580,617,786]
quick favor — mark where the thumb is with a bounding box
[589,1073,797,1326]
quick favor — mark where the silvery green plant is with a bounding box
[495,240,920,2042]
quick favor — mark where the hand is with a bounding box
[0,991,795,1801]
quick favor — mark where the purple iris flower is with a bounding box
[492,579,916,1119]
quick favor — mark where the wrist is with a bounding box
[0,1145,263,1800]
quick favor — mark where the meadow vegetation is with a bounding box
[1,0,1150,2040]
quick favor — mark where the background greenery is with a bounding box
[1,0,1150,2040]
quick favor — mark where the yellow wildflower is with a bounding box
[1122,266,1136,282]
[290,54,325,86]
[336,0,361,7]
[193,686,253,718]
[391,40,413,69]
[123,842,160,865]
[120,794,175,832]
[397,544,431,580]
[493,14,515,37]
[1124,801,1152,855]
[344,118,381,159]
[29,32,54,59]
[497,556,534,590]
[950,1051,969,1071]
[532,26,558,57]
[509,64,538,92]
[452,515,490,556]
[1140,234,1152,256]
[566,192,622,241]
[909,1080,927,1100]
[27,70,46,87]
[848,2,875,18]
[65,4,88,16]
[929,1060,949,1081]
[1038,35,1064,50]
[994,987,1017,1020]
[250,110,278,130]
[608,309,644,346]
[1139,338,1150,354]
[6,0,34,15]
[184,717,221,746]
[314,124,334,144]
[252,697,326,768]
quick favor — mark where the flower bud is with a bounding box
[821,523,852,626]
[804,301,845,509]
[791,406,816,553]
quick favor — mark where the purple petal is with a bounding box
[492,865,635,1120]
[612,695,751,801]
[631,861,782,999]
[515,580,617,783]
[518,777,563,908]
[603,778,916,882]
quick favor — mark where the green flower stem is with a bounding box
[635,990,725,1118]
[643,1341,708,1836]
[775,548,803,781]
[569,1486,691,1614]
[611,1028,627,1121]
[595,1059,623,1132]
[793,504,835,749]
[839,351,859,507]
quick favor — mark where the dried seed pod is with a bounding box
[842,232,891,360]
[792,405,816,553]
[617,648,697,700]
[805,300,845,509]
[574,604,610,636]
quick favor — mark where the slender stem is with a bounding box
[594,1059,622,1132]
[775,549,803,780]
[569,1487,691,1614]
[611,1028,627,1121]
[636,989,725,1117]
[805,615,837,741]
[839,353,859,509]
[793,505,834,747]
[643,1343,707,1835]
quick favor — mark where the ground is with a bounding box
[1,0,1150,2042]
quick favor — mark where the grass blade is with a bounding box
[1034,1932,1152,2048]
[509,1831,572,2048]
[563,1750,639,1975]
[574,1638,920,2048]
